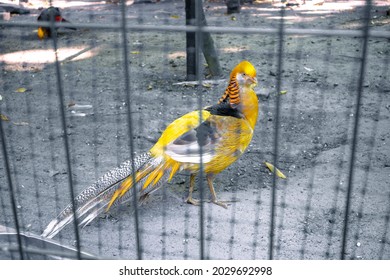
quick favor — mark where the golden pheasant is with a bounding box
[42,61,258,238]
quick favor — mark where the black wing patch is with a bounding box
[205,102,243,119]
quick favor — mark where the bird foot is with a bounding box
[211,200,228,209]
[210,198,240,209]
[185,197,239,209]
[185,197,200,206]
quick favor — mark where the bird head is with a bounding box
[218,61,258,108]
[231,60,258,88]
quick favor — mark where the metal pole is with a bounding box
[269,6,285,260]
[185,0,197,81]
[120,0,143,260]
[341,0,372,260]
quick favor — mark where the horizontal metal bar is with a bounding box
[0,225,95,260]
[1,21,390,38]
[206,26,390,38]
[3,245,99,260]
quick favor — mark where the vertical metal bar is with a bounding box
[350,56,386,259]
[378,55,390,260]
[0,117,24,259]
[161,25,171,260]
[87,20,104,255]
[119,0,142,259]
[185,0,197,81]
[24,68,46,253]
[195,0,205,260]
[268,6,285,260]
[324,44,356,257]
[252,33,278,260]
[300,35,333,259]
[379,193,390,259]
[274,33,305,258]
[341,0,372,260]
[49,18,82,259]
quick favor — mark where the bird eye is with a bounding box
[242,73,246,76]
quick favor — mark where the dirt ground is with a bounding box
[0,0,389,260]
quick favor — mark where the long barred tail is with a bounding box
[41,152,154,239]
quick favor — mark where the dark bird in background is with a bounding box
[37,7,76,39]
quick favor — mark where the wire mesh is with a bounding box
[0,0,389,260]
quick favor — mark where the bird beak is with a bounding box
[248,76,258,88]
[252,77,258,85]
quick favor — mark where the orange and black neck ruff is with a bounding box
[218,76,240,107]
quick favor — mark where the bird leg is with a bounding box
[185,173,200,206]
[185,173,232,209]
[206,174,228,209]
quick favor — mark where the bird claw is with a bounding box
[185,197,239,209]
[185,197,200,206]
[211,200,228,209]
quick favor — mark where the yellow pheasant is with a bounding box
[42,60,258,238]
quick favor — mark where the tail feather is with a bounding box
[107,158,181,209]
[42,152,153,238]
[79,170,172,229]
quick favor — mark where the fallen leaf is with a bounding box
[70,104,93,109]
[0,114,10,121]
[231,16,236,21]
[130,51,140,55]
[0,95,3,101]
[13,122,29,126]
[15,87,28,93]
[202,83,212,88]
[147,84,153,90]
[68,101,76,107]
[170,15,180,19]
[70,111,87,117]
[280,90,287,95]
[304,67,314,72]
[264,162,287,179]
